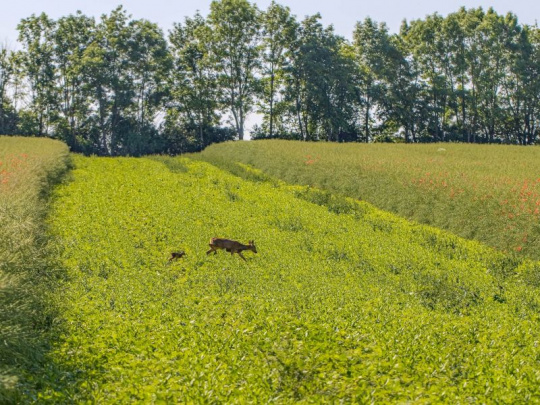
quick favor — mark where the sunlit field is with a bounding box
[2,0,540,401]
[0,136,70,403]
[197,140,540,259]
[33,155,540,402]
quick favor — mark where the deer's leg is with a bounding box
[206,245,216,255]
[237,251,247,262]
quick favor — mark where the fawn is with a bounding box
[169,251,186,261]
[206,238,257,261]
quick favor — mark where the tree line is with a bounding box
[1,1,539,155]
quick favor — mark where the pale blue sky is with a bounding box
[1,0,539,48]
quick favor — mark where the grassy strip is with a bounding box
[194,140,540,259]
[37,155,540,402]
[0,136,70,403]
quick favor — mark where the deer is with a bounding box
[169,251,186,261]
[206,238,257,261]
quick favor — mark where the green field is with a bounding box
[0,136,70,403]
[196,140,540,259]
[3,137,540,402]
[27,154,540,402]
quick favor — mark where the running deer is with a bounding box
[206,238,257,261]
[169,251,186,261]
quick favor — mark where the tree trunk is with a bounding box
[269,66,275,138]
[364,101,370,142]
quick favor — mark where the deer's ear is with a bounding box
[250,240,254,245]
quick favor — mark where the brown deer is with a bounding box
[169,251,186,261]
[206,238,257,261]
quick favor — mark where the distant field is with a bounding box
[196,140,540,259]
[35,155,540,402]
[0,136,70,403]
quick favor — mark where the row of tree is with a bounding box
[1,1,539,155]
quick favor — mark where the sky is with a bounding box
[1,0,539,48]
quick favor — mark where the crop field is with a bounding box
[196,140,540,259]
[29,154,540,402]
[0,136,70,403]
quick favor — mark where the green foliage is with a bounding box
[0,136,70,403]
[30,153,540,402]
[280,14,357,142]
[13,8,175,155]
[207,0,261,140]
[258,1,298,139]
[167,13,233,151]
[398,8,540,144]
[0,47,18,135]
[17,13,56,137]
[4,4,540,148]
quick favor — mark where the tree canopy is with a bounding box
[0,3,539,154]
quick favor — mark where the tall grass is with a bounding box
[0,136,70,403]
[196,140,540,258]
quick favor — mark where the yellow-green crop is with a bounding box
[37,155,540,403]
